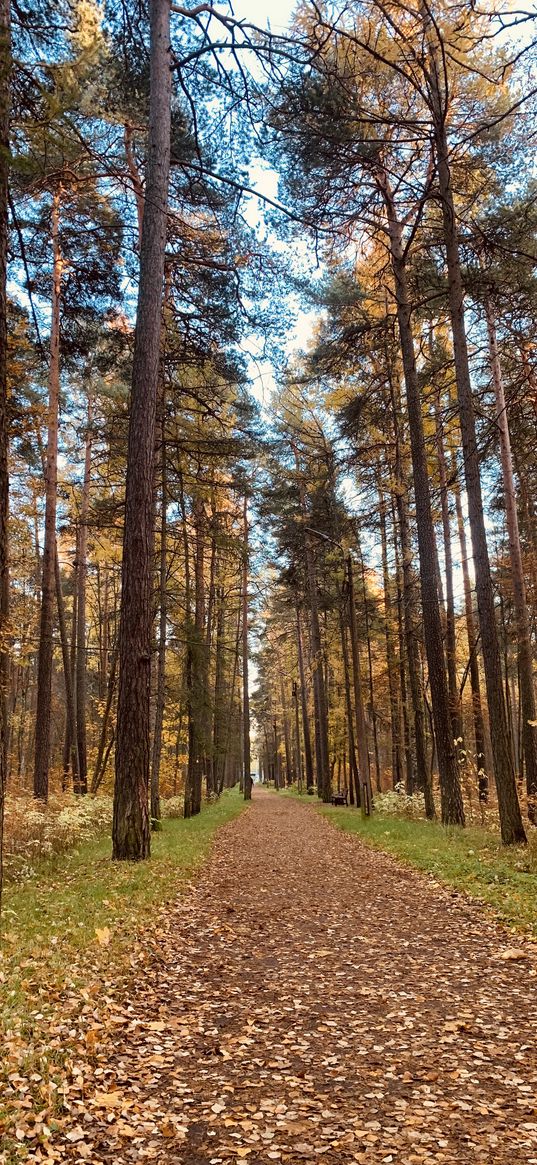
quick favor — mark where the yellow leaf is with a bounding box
[95,926,111,946]
[93,1091,123,1109]
[84,1029,100,1051]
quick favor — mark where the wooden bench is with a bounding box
[331,791,348,807]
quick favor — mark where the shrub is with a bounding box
[161,795,185,819]
[373,785,426,820]
[3,794,113,881]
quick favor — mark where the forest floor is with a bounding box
[4,789,537,1165]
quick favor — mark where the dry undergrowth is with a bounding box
[2,792,189,883]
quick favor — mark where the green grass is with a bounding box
[0,789,247,1155]
[1,789,246,1023]
[277,785,319,801]
[318,804,537,937]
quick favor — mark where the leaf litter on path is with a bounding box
[4,790,537,1164]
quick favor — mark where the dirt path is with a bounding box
[46,792,537,1165]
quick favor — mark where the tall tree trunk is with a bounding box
[242,496,252,800]
[296,604,314,791]
[392,495,414,794]
[389,386,429,800]
[0,0,10,913]
[33,189,61,801]
[340,609,360,807]
[177,463,194,814]
[485,293,537,818]
[380,174,459,824]
[357,534,381,792]
[205,505,218,653]
[378,478,402,789]
[433,390,463,745]
[186,491,208,816]
[211,585,225,795]
[292,676,303,790]
[63,561,78,788]
[96,563,109,701]
[293,448,331,801]
[430,100,525,842]
[279,666,293,785]
[113,0,171,859]
[306,538,331,801]
[452,469,489,801]
[75,396,92,795]
[91,643,118,793]
[346,553,373,812]
[34,423,78,793]
[54,547,79,792]
[220,598,241,794]
[150,433,167,828]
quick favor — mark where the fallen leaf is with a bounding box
[93,1091,124,1109]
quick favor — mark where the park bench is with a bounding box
[331,791,348,807]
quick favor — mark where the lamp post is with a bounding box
[306,529,373,815]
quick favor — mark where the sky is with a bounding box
[230,0,297,32]
[220,1,323,404]
[224,0,481,622]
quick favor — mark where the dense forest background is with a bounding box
[1,0,537,886]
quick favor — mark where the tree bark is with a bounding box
[33,188,61,802]
[346,553,373,813]
[211,585,225,795]
[430,99,526,843]
[379,173,460,823]
[389,380,430,802]
[391,494,414,795]
[296,604,314,791]
[54,546,79,792]
[484,293,537,818]
[75,395,92,795]
[306,537,331,801]
[340,609,361,807]
[150,432,167,828]
[0,0,10,914]
[113,0,172,859]
[63,560,78,787]
[378,478,402,789]
[279,665,293,785]
[452,468,489,801]
[433,390,464,745]
[186,490,208,816]
[357,534,381,792]
[292,677,303,790]
[293,448,331,802]
[242,496,252,800]
[91,642,118,793]
[220,598,241,794]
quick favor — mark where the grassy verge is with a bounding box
[0,788,246,1151]
[318,804,537,937]
[1,789,245,1009]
